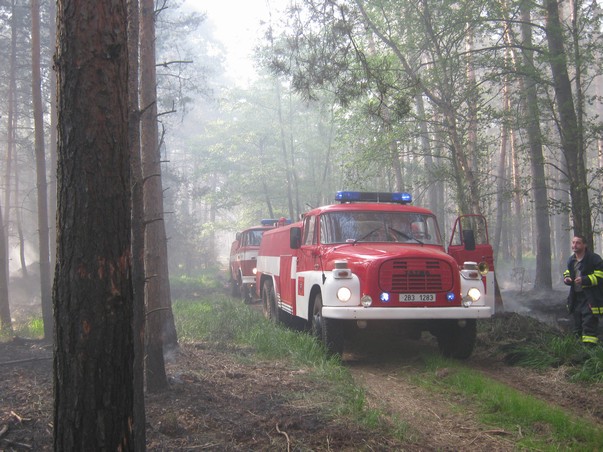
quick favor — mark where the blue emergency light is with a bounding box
[335,191,412,204]
[260,218,291,226]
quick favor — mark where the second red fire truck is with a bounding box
[229,219,288,303]
[255,191,495,358]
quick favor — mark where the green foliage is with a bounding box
[170,268,225,299]
[571,346,603,383]
[420,355,603,450]
[508,336,603,382]
[0,317,44,342]
[172,295,411,441]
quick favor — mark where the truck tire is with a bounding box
[241,284,252,304]
[436,319,476,359]
[262,279,279,323]
[230,278,240,297]
[311,294,344,355]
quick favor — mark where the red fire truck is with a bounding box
[229,219,286,303]
[255,191,495,358]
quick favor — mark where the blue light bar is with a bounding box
[260,218,291,226]
[335,191,412,204]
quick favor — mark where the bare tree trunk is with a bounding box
[275,79,295,220]
[493,79,509,261]
[48,0,58,270]
[128,0,147,448]
[4,0,18,260]
[597,75,603,251]
[511,127,523,268]
[544,0,593,243]
[0,203,11,332]
[415,93,438,213]
[31,0,52,340]
[54,0,134,448]
[15,173,27,277]
[140,0,169,393]
[520,0,552,290]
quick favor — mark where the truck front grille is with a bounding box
[379,258,454,292]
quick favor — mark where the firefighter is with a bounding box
[563,234,603,345]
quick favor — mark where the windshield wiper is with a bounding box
[389,227,424,245]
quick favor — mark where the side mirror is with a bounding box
[462,229,476,251]
[235,232,241,241]
[290,227,302,249]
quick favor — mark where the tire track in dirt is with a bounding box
[343,340,517,451]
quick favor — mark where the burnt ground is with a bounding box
[1,289,602,450]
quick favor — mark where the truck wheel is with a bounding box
[436,319,476,359]
[262,280,279,323]
[241,284,252,304]
[311,294,344,355]
[230,278,240,297]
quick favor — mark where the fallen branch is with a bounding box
[0,356,52,366]
[275,423,291,452]
[0,424,8,438]
[0,438,32,450]
[10,411,31,423]
[483,428,511,436]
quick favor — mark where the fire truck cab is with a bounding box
[229,220,277,303]
[229,219,289,303]
[256,192,495,358]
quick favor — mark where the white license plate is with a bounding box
[399,293,435,302]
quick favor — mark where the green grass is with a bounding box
[0,316,44,341]
[173,295,410,440]
[497,332,603,382]
[176,296,603,448]
[416,354,603,450]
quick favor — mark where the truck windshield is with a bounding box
[320,211,442,245]
[243,230,264,246]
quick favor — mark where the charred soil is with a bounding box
[1,289,602,450]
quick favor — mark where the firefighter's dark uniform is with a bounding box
[564,250,603,344]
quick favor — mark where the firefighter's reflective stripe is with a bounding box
[591,306,603,315]
[564,270,571,277]
[588,269,603,285]
[582,335,599,344]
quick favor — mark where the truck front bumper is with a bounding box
[322,305,492,320]
[241,276,256,285]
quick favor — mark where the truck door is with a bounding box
[297,215,320,309]
[448,215,494,271]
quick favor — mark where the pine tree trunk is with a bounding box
[31,0,52,341]
[0,204,11,332]
[128,0,147,448]
[544,0,593,243]
[54,0,134,448]
[520,0,552,290]
[140,0,170,392]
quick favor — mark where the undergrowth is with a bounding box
[479,313,603,382]
[173,295,409,440]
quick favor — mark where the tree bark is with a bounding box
[127,0,147,448]
[520,0,552,290]
[31,0,53,340]
[4,0,18,266]
[48,0,58,270]
[544,0,593,244]
[54,0,134,449]
[0,203,11,332]
[140,0,170,393]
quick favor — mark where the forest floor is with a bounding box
[1,288,602,450]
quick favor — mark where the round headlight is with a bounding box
[252,268,257,275]
[467,287,481,302]
[361,295,373,307]
[337,287,352,302]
